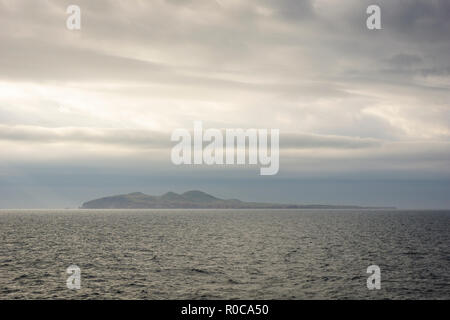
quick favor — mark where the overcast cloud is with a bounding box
[0,0,449,208]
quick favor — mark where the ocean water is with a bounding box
[0,209,449,300]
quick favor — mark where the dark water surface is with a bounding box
[0,209,449,299]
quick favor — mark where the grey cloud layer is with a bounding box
[0,0,449,181]
[0,125,381,150]
[1,1,449,84]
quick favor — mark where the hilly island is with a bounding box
[81,190,395,209]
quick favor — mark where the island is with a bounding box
[80,190,395,209]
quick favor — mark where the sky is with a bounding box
[0,0,449,209]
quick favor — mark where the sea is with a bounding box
[0,209,449,299]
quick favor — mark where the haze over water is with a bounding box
[1,209,449,299]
